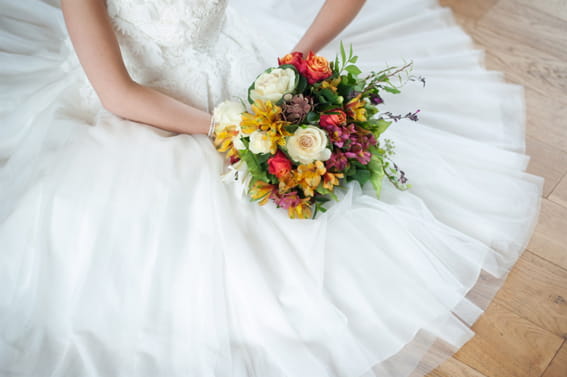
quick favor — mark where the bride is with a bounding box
[0,0,543,376]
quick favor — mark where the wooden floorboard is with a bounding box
[431,0,567,376]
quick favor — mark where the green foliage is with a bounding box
[361,61,415,99]
[334,41,360,77]
[345,65,362,77]
[344,160,372,187]
[315,186,338,201]
[367,118,392,138]
[284,123,300,134]
[306,111,320,124]
[368,155,385,198]
[296,75,308,94]
[239,148,269,182]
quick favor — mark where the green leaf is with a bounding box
[345,65,362,76]
[316,204,328,212]
[340,41,346,66]
[374,118,392,137]
[284,123,300,133]
[256,152,271,164]
[317,88,338,104]
[352,168,371,187]
[382,86,401,94]
[306,111,320,124]
[315,186,339,201]
[296,75,308,94]
[239,149,269,182]
[368,155,385,198]
[350,56,358,64]
[313,193,331,202]
[247,81,256,104]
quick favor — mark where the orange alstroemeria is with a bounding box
[294,160,327,197]
[277,171,298,193]
[322,171,344,192]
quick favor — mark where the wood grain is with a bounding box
[454,302,563,377]
[427,357,488,377]
[542,341,567,377]
[549,173,567,209]
[527,199,567,271]
[427,0,567,376]
[526,136,567,198]
[495,251,567,337]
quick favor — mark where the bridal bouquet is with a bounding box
[212,43,423,219]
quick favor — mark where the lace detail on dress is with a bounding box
[106,0,228,51]
[100,0,274,115]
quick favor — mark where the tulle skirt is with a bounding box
[0,0,544,376]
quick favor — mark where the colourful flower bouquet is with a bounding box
[212,43,423,219]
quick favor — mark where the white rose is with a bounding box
[249,68,297,104]
[286,126,331,164]
[213,100,245,132]
[248,131,272,154]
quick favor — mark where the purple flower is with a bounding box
[370,94,384,105]
[321,122,357,148]
[325,151,349,171]
[273,191,302,209]
[345,143,372,165]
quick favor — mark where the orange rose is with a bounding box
[304,51,332,84]
[278,52,307,75]
[319,109,347,127]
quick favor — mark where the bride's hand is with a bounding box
[293,0,366,55]
[61,0,212,135]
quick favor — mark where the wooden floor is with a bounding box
[426,1,567,377]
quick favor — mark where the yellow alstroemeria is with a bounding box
[295,160,327,197]
[240,100,291,153]
[249,180,276,206]
[322,171,344,192]
[288,198,312,219]
[213,125,240,160]
[345,94,367,122]
[320,77,341,93]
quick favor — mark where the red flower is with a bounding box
[267,150,292,179]
[319,109,347,128]
[278,52,307,75]
[304,51,332,84]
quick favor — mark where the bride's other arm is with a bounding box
[61,0,211,135]
[293,0,366,55]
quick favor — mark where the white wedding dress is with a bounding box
[0,0,544,376]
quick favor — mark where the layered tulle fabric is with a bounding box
[0,0,543,376]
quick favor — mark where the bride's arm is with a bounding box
[61,0,211,135]
[293,0,366,55]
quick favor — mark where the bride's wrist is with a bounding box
[207,115,215,139]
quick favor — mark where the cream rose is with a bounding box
[213,100,245,132]
[286,126,331,164]
[248,131,272,154]
[249,68,297,103]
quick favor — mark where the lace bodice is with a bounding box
[86,0,276,114]
[106,0,228,51]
